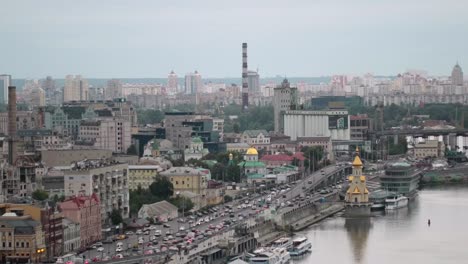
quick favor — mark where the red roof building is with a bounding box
[260,154,294,168]
[59,194,101,249]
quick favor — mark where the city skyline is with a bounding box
[1,0,468,78]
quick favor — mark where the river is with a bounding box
[294,186,468,264]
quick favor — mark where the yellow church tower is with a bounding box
[345,147,371,216]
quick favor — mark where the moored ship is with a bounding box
[287,236,312,257]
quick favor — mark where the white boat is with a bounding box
[270,237,292,249]
[371,203,385,211]
[385,195,409,210]
[288,236,312,257]
[249,247,291,264]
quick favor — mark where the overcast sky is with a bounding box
[1,0,468,78]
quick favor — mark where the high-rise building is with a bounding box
[78,119,131,153]
[30,87,46,107]
[63,75,89,102]
[0,74,11,104]
[248,70,260,93]
[273,78,298,133]
[106,79,123,99]
[42,76,56,98]
[242,43,249,110]
[185,71,202,94]
[451,62,463,86]
[167,70,178,94]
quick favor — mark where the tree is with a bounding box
[302,146,324,172]
[32,189,49,201]
[233,123,240,133]
[149,177,174,199]
[169,196,194,213]
[224,195,233,203]
[126,144,138,155]
[110,209,123,225]
[136,109,165,125]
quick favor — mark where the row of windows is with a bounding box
[1,241,30,248]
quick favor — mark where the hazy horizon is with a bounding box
[1,0,468,78]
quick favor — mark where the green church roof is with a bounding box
[238,161,266,168]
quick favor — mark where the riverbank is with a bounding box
[421,168,468,185]
[289,203,345,231]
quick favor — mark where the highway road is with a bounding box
[75,164,350,263]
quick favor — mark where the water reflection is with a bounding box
[344,217,372,263]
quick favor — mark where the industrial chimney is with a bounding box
[242,43,249,110]
[8,86,17,165]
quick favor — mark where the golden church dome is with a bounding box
[246,147,258,155]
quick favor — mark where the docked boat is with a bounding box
[371,202,385,211]
[385,195,409,210]
[288,236,312,257]
[269,237,292,249]
[249,247,291,264]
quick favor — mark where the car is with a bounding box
[97,247,104,252]
[175,232,181,237]
[116,242,123,247]
[115,247,123,252]
[144,230,150,235]
[113,254,124,259]
[179,226,185,231]
[155,230,161,236]
[163,223,170,228]
[136,230,143,235]
[125,231,134,235]
[150,235,156,241]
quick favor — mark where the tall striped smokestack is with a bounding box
[8,86,17,165]
[242,42,249,110]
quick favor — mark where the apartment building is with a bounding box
[78,119,131,153]
[63,160,129,225]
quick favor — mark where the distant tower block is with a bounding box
[242,43,249,110]
[8,86,17,165]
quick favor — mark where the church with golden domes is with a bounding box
[345,147,371,216]
[237,146,267,184]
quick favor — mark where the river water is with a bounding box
[295,186,468,264]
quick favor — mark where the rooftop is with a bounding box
[139,201,178,216]
[243,130,269,138]
[260,154,294,162]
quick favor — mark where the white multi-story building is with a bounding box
[63,75,89,102]
[283,110,350,141]
[212,118,224,133]
[273,79,298,133]
[30,87,46,107]
[63,160,129,225]
[167,70,178,94]
[62,218,81,254]
[0,74,11,104]
[33,135,70,150]
[185,71,202,94]
[106,79,123,100]
[451,62,463,86]
[241,130,270,150]
[248,70,260,93]
[78,119,131,153]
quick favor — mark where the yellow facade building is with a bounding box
[128,165,161,190]
[160,167,208,195]
[0,213,46,263]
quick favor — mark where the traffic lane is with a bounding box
[81,181,301,258]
